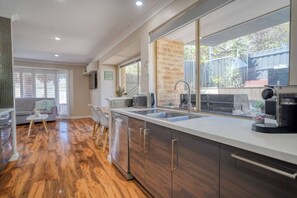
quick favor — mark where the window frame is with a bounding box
[13,67,70,116]
[196,4,292,114]
[153,0,295,117]
[119,59,141,95]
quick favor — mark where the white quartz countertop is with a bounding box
[111,107,297,165]
[0,108,14,116]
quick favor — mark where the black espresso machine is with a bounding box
[252,86,297,133]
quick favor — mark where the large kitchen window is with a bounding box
[13,68,69,116]
[156,21,196,110]
[154,0,292,117]
[119,60,141,96]
[199,0,290,116]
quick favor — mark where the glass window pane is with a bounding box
[58,73,68,115]
[120,61,141,95]
[46,74,55,98]
[35,73,45,98]
[199,0,290,117]
[22,73,33,98]
[156,22,196,110]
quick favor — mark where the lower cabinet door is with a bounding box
[145,122,172,198]
[172,130,220,198]
[220,144,297,198]
[128,118,145,186]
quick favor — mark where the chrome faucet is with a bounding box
[174,79,191,113]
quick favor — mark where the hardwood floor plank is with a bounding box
[27,180,45,198]
[43,179,60,198]
[0,118,147,198]
[11,165,33,197]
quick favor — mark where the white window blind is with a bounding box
[13,72,21,98]
[13,68,70,116]
[35,73,45,98]
[46,74,55,98]
[22,73,33,98]
[149,0,234,43]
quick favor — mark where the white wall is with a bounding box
[100,65,116,107]
[89,62,116,107]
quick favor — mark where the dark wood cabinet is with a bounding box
[220,144,297,198]
[0,17,13,108]
[128,117,146,186]
[126,114,297,198]
[129,120,172,197]
[145,122,172,198]
[171,130,220,198]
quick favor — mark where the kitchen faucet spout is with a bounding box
[174,80,191,113]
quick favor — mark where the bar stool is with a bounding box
[88,104,101,139]
[95,106,109,152]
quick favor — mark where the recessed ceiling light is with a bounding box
[136,1,143,6]
[54,37,61,41]
[54,54,59,57]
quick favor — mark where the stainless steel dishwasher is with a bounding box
[110,112,133,179]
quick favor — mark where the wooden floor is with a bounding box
[0,118,147,198]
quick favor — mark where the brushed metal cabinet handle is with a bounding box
[143,129,149,153]
[231,153,297,179]
[139,128,143,152]
[171,139,178,171]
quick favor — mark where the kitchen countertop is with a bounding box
[0,108,14,116]
[111,107,297,165]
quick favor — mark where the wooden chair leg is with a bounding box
[93,123,100,138]
[95,125,102,146]
[42,120,49,133]
[92,122,97,136]
[28,120,33,137]
[102,128,109,152]
[97,128,104,147]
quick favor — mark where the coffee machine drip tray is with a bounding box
[252,123,297,133]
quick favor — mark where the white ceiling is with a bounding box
[0,0,173,65]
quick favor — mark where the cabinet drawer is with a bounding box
[220,144,297,198]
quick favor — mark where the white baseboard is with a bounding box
[57,115,91,119]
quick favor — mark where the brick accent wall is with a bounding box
[156,39,184,106]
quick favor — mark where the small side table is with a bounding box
[26,114,49,137]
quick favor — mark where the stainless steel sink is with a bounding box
[169,114,203,121]
[131,109,204,122]
[146,112,203,122]
[146,112,186,118]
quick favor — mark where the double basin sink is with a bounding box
[131,109,204,122]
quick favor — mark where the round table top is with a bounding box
[26,114,49,121]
